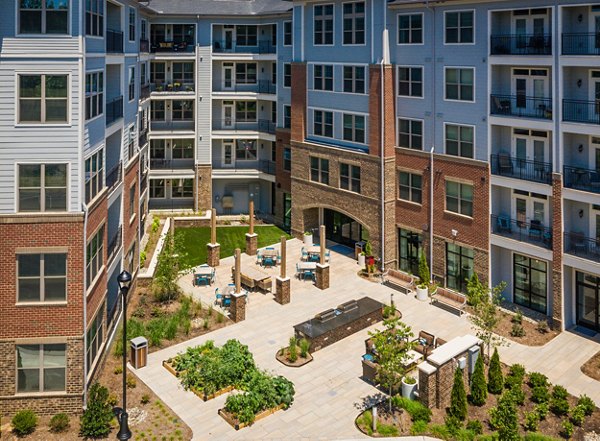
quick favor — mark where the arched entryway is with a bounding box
[323,208,367,249]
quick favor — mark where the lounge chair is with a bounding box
[497,215,512,233]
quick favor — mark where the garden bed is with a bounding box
[581,350,600,382]
[275,347,313,367]
[218,403,285,430]
[492,309,559,346]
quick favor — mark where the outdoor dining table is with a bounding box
[232,266,272,292]
[260,248,279,267]
[216,284,248,307]
[297,262,317,270]
[193,264,215,286]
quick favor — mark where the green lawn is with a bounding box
[176,225,292,268]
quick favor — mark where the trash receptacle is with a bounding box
[355,241,366,260]
[130,336,148,369]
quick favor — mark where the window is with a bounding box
[314,65,333,91]
[283,147,291,171]
[172,100,193,120]
[445,68,474,101]
[271,101,277,124]
[340,163,360,193]
[128,67,135,101]
[235,63,257,84]
[172,139,194,159]
[283,21,292,46]
[140,19,147,40]
[343,66,365,94]
[17,252,67,302]
[314,4,334,45]
[236,25,257,46]
[127,125,136,160]
[125,242,136,274]
[171,179,193,198]
[140,63,147,86]
[85,149,104,204]
[151,101,165,120]
[514,254,547,313]
[173,62,194,84]
[398,118,422,150]
[86,0,103,37]
[398,66,422,97]
[150,62,166,84]
[235,101,256,121]
[86,226,104,288]
[314,110,333,137]
[87,305,104,370]
[445,10,474,44]
[343,2,365,45]
[283,64,291,87]
[272,62,276,85]
[19,74,68,123]
[128,7,135,41]
[129,184,136,220]
[310,156,329,185]
[235,140,257,160]
[446,181,473,217]
[398,13,422,44]
[399,229,421,275]
[445,124,474,158]
[446,243,473,294]
[85,72,103,120]
[150,139,165,159]
[19,0,68,34]
[399,172,422,203]
[283,105,291,129]
[16,344,66,393]
[18,164,67,212]
[343,114,365,143]
[150,179,165,198]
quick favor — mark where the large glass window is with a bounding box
[172,100,193,120]
[150,179,165,198]
[173,62,194,84]
[314,4,334,45]
[18,164,67,212]
[446,181,473,217]
[514,254,547,313]
[343,1,365,45]
[283,105,291,129]
[283,147,291,171]
[85,149,104,204]
[86,72,103,120]
[399,229,421,275]
[235,63,257,84]
[445,124,474,158]
[310,156,329,185]
[445,10,474,44]
[283,64,291,87]
[340,163,360,193]
[86,226,104,288]
[171,179,193,198]
[86,305,104,370]
[150,62,166,84]
[398,13,422,44]
[446,243,473,294]
[343,114,365,143]
[313,110,333,138]
[17,253,67,302]
[19,0,68,34]
[172,139,194,159]
[283,21,292,46]
[314,65,333,91]
[576,272,600,331]
[128,7,135,41]
[150,100,165,120]
[235,101,256,121]
[398,66,423,97]
[128,67,135,101]
[398,118,422,150]
[399,172,422,204]
[235,140,257,160]
[85,0,103,36]
[17,344,67,393]
[236,25,257,46]
[19,74,68,123]
[445,68,474,102]
[343,66,365,94]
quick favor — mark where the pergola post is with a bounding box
[275,236,290,305]
[207,208,220,266]
[316,225,330,290]
[245,200,258,256]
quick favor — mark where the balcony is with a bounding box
[106,96,123,126]
[139,129,148,148]
[212,40,276,54]
[562,33,600,56]
[150,82,195,93]
[490,34,551,55]
[491,214,553,250]
[490,94,553,120]
[107,225,123,265]
[149,159,195,170]
[563,165,600,194]
[106,29,123,53]
[562,99,600,125]
[214,80,276,95]
[490,154,552,184]
[564,232,600,261]
[150,40,194,53]
[214,160,276,175]
[212,119,275,134]
[140,173,148,194]
[140,39,149,53]
[106,161,122,191]
[140,83,150,100]
[150,120,195,133]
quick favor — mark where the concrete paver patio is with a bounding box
[134,238,600,440]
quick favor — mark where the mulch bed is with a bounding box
[581,351,600,382]
[218,404,285,430]
[275,347,313,367]
[486,308,559,347]
[141,221,163,269]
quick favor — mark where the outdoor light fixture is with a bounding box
[578,14,583,22]
[577,79,583,88]
[115,270,133,441]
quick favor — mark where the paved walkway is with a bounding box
[134,239,600,440]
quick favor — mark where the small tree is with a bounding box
[488,347,504,394]
[153,232,193,303]
[470,354,487,406]
[449,367,468,421]
[80,383,114,437]
[368,317,414,412]
[469,280,508,359]
[418,253,430,288]
[489,391,519,441]
[466,272,484,307]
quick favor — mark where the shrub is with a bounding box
[505,364,526,389]
[382,304,395,319]
[288,340,298,363]
[140,250,147,267]
[132,306,146,318]
[577,395,595,416]
[141,394,151,405]
[358,409,373,435]
[570,404,586,426]
[510,323,525,337]
[411,420,428,435]
[524,411,540,432]
[126,374,137,389]
[376,423,398,436]
[561,420,574,439]
[528,372,549,389]
[489,392,519,441]
[392,396,432,423]
[488,348,504,394]
[418,253,430,287]
[537,319,550,334]
[49,413,69,433]
[208,305,214,316]
[12,410,38,436]
[182,318,192,336]
[535,403,550,420]
[466,272,484,307]
[532,385,550,404]
[466,419,483,435]
[511,308,523,324]
[165,318,178,340]
[550,385,570,416]
[80,383,113,437]
[449,367,467,421]
[469,355,487,406]
[107,393,119,407]
[217,313,224,324]
[114,365,123,375]
[203,318,209,329]
[403,376,416,385]
[444,414,462,436]
[299,338,310,358]
[511,385,526,405]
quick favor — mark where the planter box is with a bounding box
[193,385,235,402]
[218,403,285,430]
[303,234,313,246]
[357,253,365,268]
[162,359,181,377]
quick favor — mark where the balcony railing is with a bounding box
[150,40,195,53]
[490,34,551,55]
[149,159,195,169]
[563,165,600,194]
[214,160,276,175]
[212,119,275,134]
[491,214,553,250]
[150,120,195,132]
[138,129,148,148]
[107,225,123,265]
[490,94,553,120]
[564,232,600,261]
[106,96,123,126]
[106,161,122,191]
[490,154,552,184]
[140,39,149,53]
[212,40,276,54]
[150,82,195,93]
[562,33,600,55]
[140,83,150,100]
[106,29,123,53]
[214,80,276,94]
[562,99,600,125]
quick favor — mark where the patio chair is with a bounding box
[493,96,511,115]
[303,270,315,281]
[569,232,586,254]
[529,220,543,241]
[412,331,436,359]
[263,257,275,268]
[325,250,331,262]
[496,215,512,233]
[497,152,513,175]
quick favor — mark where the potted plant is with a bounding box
[303,231,313,246]
[173,82,181,91]
[364,241,375,273]
[358,251,366,268]
[416,253,430,301]
[401,375,417,400]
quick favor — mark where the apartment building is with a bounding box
[1,0,599,416]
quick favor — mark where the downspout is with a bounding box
[80,6,88,406]
[82,202,89,408]
[426,0,435,281]
[380,21,389,271]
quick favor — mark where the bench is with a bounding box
[382,269,415,295]
[430,288,467,315]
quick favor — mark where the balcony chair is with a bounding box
[529,220,543,241]
[497,152,513,175]
[569,232,587,254]
[497,215,512,234]
[493,96,511,115]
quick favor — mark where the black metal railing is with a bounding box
[106,29,123,53]
[150,120,195,132]
[491,214,553,250]
[490,94,553,120]
[106,161,122,191]
[140,173,148,194]
[150,40,195,53]
[149,159,194,169]
[259,160,276,174]
[563,165,600,194]
[212,119,276,134]
[107,225,123,264]
[564,232,600,261]
[140,83,150,100]
[106,96,123,126]
[258,80,277,94]
[214,80,276,94]
[139,39,149,53]
[490,34,551,55]
[562,33,600,55]
[138,129,148,148]
[490,154,552,184]
[212,39,276,54]
[150,82,195,93]
[213,160,276,174]
[562,99,600,125]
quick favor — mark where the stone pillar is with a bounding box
[275,277,291,305]
[229,292,246,322]
[418,362,438,409]
[195,164,212,213]
[316,263,330,290]
[245,233,257,256]
[207,243,220,267]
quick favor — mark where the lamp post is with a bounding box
[115,270,132,441]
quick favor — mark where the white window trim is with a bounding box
[443,66,476,103]
[313,3,335,47]
[15,72,72,127]
[444,178,474,219]
[312,108,335,139]
[283,20,292,46]
[398,170,423,205]
[15,343,68,395]
[283,63,291,89]
[84,145,106,206]
[397,12,424,46]
[85,69,105,123]
[443,121,476,159]
[128,66,136,103]
[342,65,367,95]
[397,65,424,100]
[397,117,424,150]
[443,9,476,46]
[311,64,335,92]
[342,112,367,145]
[16,251,68,305]
[149,178,167,199]
[14,161,70,213]
[16,0,71,36]
[85,223,105,294]
[128,7,136,42]
[341,0,366,47]
[85,0,103,39]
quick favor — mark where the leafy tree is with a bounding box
[489,391,519,441]
[153,232,193,303]
[470,354,487,406]
[488,347,504,394]
[418,253,430,288]
[449,367,468,421]
[469,281,508,359]
[466,272,484,307]
[80,383,114,437]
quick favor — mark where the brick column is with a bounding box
[245,233,257,256]
[551,173,563,330]
[418,362,437,409]
[229,292,246,323]
[207,243,220,267]
[290,63,307,143]
[275,277,291,305]
[316,263,330,290]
